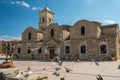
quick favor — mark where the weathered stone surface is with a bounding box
[16,7,120,61]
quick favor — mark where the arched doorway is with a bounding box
[49,49,55,59]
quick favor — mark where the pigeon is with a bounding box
[91,58,99,66]
[27,67,32,74]
[28,70,32,74]
[52,70,60,76]
[16,72,23,80]
[55,65,61,71]
[14,69,19,75]
[42,67,46,71]
[76,58,80,62]
[96,75,103,80]
[50,55,62,66]
[95,61,99,66]
[24,70,32,77]
[27,67,31,71]
[58,60,63,66]
[24,67,32,77]
[64,66,72,73]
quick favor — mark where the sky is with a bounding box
[0,0,120,41]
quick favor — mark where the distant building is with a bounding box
[0,41,4,54]
[2,40,21,55]
[16,6,120,61]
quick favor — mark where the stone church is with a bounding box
[15,6,120,61]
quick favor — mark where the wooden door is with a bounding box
[49,49,54,59]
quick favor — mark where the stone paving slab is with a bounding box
[0,56,120,80]
[0,68,47,80]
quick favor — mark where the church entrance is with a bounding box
[49,49,55,59]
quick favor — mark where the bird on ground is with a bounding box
[16,72,23,80]
[24,70,32,77]
[14,69,19,75]
[64,66,72,73]
[91,58,99,66]
[42,67,46,71]
[55,65,61,71]
[96,75,103,80]
[24,67,32,77]
[95,61,99,66]
[52,70,60,76]
[58,60,63,66]
[76,58,80,62]
[49,55,63,66]
[54,55,60,62]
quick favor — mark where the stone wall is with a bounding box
[70,20,101,40]
[22,27,38,42]
[43,23,63,42]
[63,30,70,40]
[19,19,120,61]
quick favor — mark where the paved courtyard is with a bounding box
[0,56,120,80]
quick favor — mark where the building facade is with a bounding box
[16,6,120,61]
[0,41,4,54]
[2,40,20,56]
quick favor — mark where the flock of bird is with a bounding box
[14,55,103,80]
[15,67,33,80]
[49,56,102,80]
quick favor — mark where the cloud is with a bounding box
[10,1,15,4]
[2,0,42,10]
[9,1,30,8]
[102,20,116,24]
[21,1,30,8]
[32,6,40,10]
[0,35,21,41]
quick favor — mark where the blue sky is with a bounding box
[0,0,120,40]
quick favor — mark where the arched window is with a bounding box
[49,18,51,23]
[27,47,31,54]
[65,46,70,54]
[42,17,45,22]
[28,32,31,40]
[17,48,21,53]
[81,26,85,35]
[100,45,107,54]
[81,45,86,54]
[38,48,42,54]
[51,29,54,37]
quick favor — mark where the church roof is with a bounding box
[102,24,119,28]
[45,7,50,11]
[90,21,101,26]
[2,40,21,43]
[23,27,43,33]
[40,6,54,14]
[61,25,71,31]
[34,28,43,33]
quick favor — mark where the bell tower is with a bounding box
[39,5,54,29]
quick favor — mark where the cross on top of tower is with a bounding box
[39,2,54,29]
